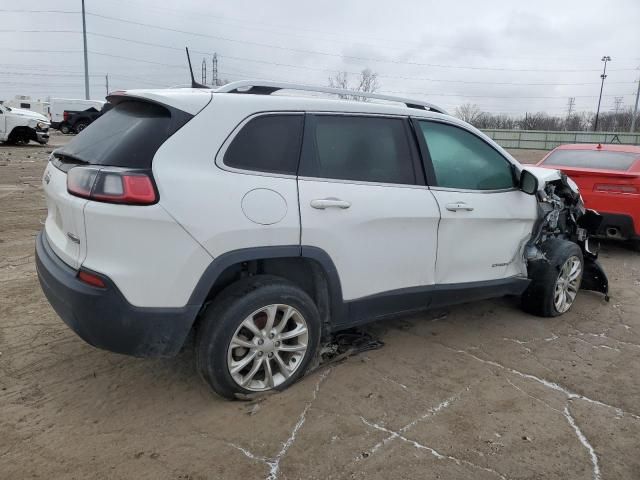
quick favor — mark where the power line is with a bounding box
[79,1,640,63]
[4,30,626,88]
[83,12,638,73]
[2,6,639,71]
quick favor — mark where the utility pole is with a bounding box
[566,97,575,130]
[212,53,218,86]
[81,0,90,99]
[594,55,611,132]
[105,74,109,96]
[613,96,623,132]
[631,76,640,133]
[201,58,207,85]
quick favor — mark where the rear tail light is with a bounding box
[78,269,106,288]
[594,184,638,194]
[63,111,69,121]
[67,166,158,205]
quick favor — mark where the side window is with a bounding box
[300,115,416,185]
[419,121,515,190]
[224,114,303,175]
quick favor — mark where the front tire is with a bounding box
[195,276,321,399]
[522,239,584,317]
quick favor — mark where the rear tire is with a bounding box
[195,276,321,399]
[521,239,584,317]
[74,121,89,133]
[60,124,71,134]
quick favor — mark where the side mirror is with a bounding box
[520,170,539,195]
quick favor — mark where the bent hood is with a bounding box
[8,107,49,123]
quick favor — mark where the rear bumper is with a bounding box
[595,212,640,240]
[35,231,200,357]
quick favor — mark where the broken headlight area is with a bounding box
[526,173,609,299]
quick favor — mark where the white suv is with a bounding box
[36,81,609,398]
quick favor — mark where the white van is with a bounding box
[3,95,50,117]
[49,98,105,131]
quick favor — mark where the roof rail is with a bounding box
[214,80,448,114]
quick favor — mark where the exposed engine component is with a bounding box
[526,173,609,299]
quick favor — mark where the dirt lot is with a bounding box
[1,137,639,480]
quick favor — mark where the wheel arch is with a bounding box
[8,125,35,142]
[188,246,345,337]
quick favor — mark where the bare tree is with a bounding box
[327,69,380,101]
[355,68,380,100]
[456,109,639,133]
[454,103,483,124]
[328,71,350,98]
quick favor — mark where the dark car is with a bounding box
[59,103,113,134]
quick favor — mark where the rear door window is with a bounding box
[299,115,417,185]
[55,100,192,169]
[223,114,304,175]
[542,150,639,171]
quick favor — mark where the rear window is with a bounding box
[223,114,304,175]
[55,100,192,169]
[542,149,639,171]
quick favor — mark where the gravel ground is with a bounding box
[1,136,639,480]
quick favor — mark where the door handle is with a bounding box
[445,202,474,212]
[310,198,351,210]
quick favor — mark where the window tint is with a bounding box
[300,115,415,184]
[224,115,303,175]
[56,100,192,169]
[542,149,638,171]
[419,121,515,190]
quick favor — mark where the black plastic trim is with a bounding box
[36,231,199,357]
[187,245,302,305]
[342,276,530,327]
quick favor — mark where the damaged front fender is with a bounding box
[581,257,610,299]
[522,167,610,299]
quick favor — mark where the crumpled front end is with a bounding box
[524,170,609,299]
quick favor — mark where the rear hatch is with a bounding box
[42,93,204,270]
[42,162,88,269]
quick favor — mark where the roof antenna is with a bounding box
[185,47,207,89]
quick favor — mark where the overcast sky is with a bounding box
[1,0,638,115]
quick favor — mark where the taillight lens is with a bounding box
[67,167,158,205]
[594,184,639,194]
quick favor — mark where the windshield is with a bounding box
[542,149,639,171]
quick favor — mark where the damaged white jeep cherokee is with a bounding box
[36,81,609,399]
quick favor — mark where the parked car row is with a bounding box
[0,97,115,145]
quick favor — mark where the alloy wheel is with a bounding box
[554,255,582,313]
[227,304,309,391]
